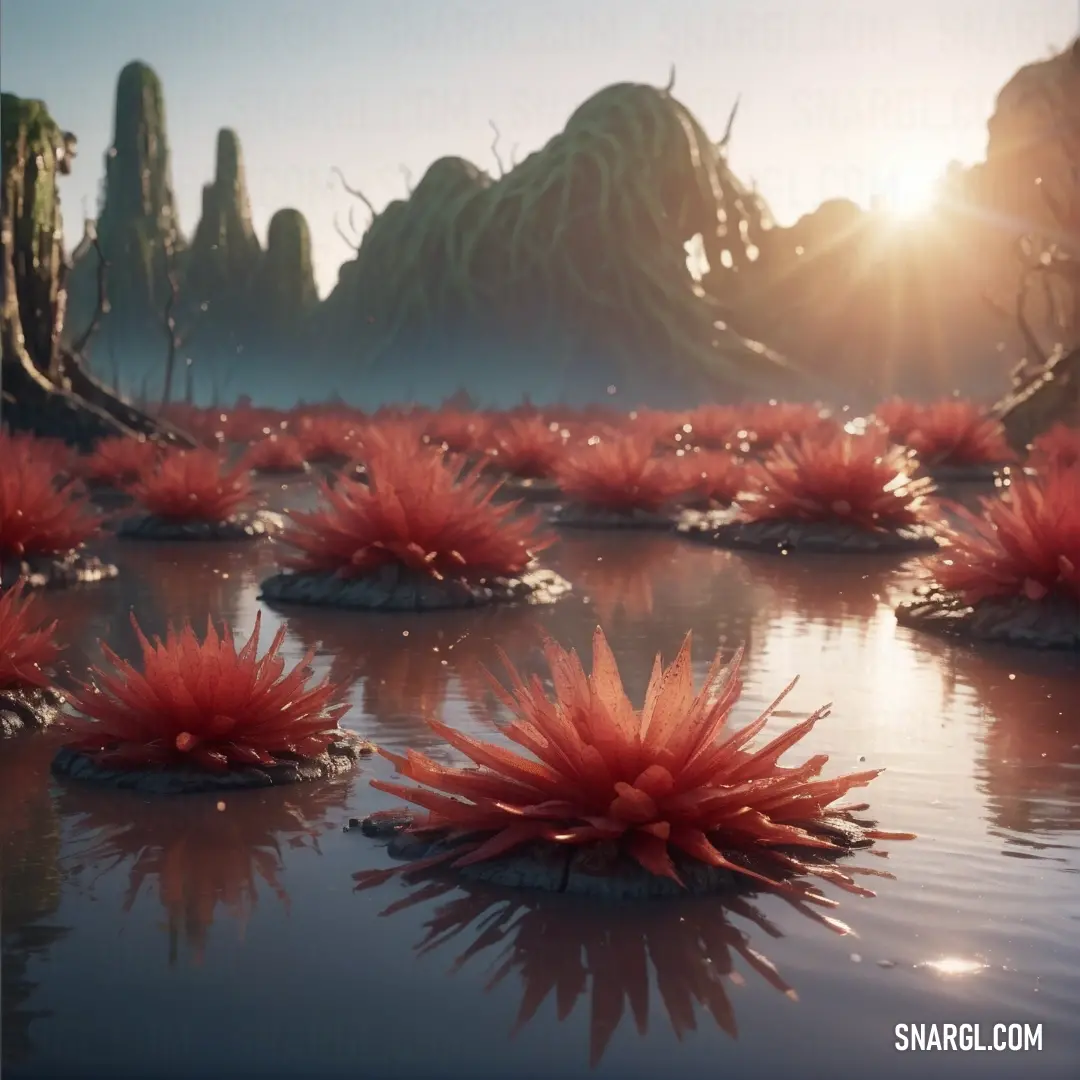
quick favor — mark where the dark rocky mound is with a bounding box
[0,553,119,589]
[355,810,875,899]
[117,510,283,540]
[260,562,571,611]
[677,511,940,554]
[51,729,372,794]
[552,504,680,529]
[895,586,1080,650]
[1,687,66,737]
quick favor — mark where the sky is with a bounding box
[2,0,1077,298]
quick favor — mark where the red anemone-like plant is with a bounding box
[682,404,740,450]
[0,581,61,690]
[554,435,692,512]
[243,434,308,473]
[65,612,349,771]
[740,403,832,451]
[872,397,919,443]
[904,400,1014,466]
[77,436,161,487]
[929,465,1080,604]
[1027,424,1080,474]
[0,438,102,561]
[424,409,494,454]
[128,447,254,523]
[674,450,748,506]
[280,448,553,582]
[364,627,908,891]
[738,430,934,531]
[486,417,567,479]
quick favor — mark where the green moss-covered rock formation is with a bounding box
[248,208,318,336]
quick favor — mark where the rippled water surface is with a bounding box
[3,480,1079,1079]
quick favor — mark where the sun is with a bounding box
[878,163,944,220]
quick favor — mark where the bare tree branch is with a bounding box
[488,120,506,178]
[400,164,414,195]
[664,64,676,93]
[159,238,180,412]
[331,165,377,217]
[333,210,361,253]
[717,96,741,153]
[71,222,109,355]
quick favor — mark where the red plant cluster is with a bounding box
[129,447,254,523]
[931,465,1080,604]
[1028,424,1080,474]
[674,450,748,506]
[0,436,102,559]
[682,404,740,450]
[739,430,934,531]
[78,436,161,487]
[904,400,1013,466]
[554,435,692,512]
[295,415,362,463]
[66,612,348,770]
[243,434,308,473]
[486,417,567,479]
[872,397,919,442]
[0,580,61,689]
[425,409,494,454]
[365,627,906,889]
[740,403,832,451]
[281,447,553,581]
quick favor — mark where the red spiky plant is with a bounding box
[0,437,102,560]
[128,447,254,523]
[364,627,910,890]
[486,417,567,479]
[554,435,692,512]
[0,580,61,690]
[740,403,832,452]
[425,409,494,454]
[674,450,748,506]
[1028,424,1080,474]
[872,397,919,443]
[295,415,362,463]
[243,434,308,473]
[280,445,554,582]
[77,436,161,487]
[2,431,76,476]
[904,400,1014,466]
[682,404,740,450]
[65,612,349,771]
[929,465,1080,604]
[738,430,934,531]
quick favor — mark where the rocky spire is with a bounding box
[250,209,319,333]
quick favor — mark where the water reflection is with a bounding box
[58,780,354,966]
[1,732,71,1068]
[365,872,857,1069]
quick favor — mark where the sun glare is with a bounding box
[879,164,943,220]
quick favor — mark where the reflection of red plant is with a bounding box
[280,449,553,581]
[554,436,691,511]
[930,466,1080,604]
[243,434,308,473]
[77,436,161,486]
[739,431,934,531]
[64,783,350,966]
[487,418,566,479]
[66,612,349,770]
[0,581,61,689]
[129,448,254,522]
[675,450,748,506]
[367,627,904,891]
[1028,425,1080,473]
[872,397,919,442]
[904,400,1013,466]
[0,438,102,559]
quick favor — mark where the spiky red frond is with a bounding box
[738,430,934,530]
[279,446,553,581]
[243,434,308,473]
[0,437,102,559]
[931,465,1080,604]
[77,436,161,486]
[295,415,362,463]
[369,627,897,888]
[485,417,567,479]
[128,447,254,523]
[872,397,919,442]
[741,403,832,451]
[904,400,1014,466]
[425,410,494,454]
[554,435,692,512]
[682,404,740,450]
[673,450,748,506]
[0,580,62,689]
[1028,424,1080,474]
[1,432,76,475]
[65,611,348,771]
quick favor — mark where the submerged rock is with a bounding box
[117,510,283,541]
[50,730,373,794]
[493,477,562,504]
[677,512,940,554]
[0,552,119,589]
[552,504,679,529]
[925,462,1006,484]
[260,562,572,611]
[0,687,65,737]
[895,586,1080,650]
[356,811,873,899]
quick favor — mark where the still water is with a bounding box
[2,480,1078,1079]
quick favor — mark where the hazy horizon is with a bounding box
[2,0,1077,298]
